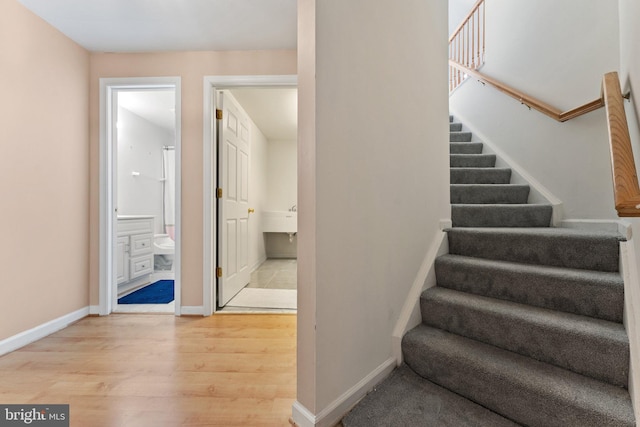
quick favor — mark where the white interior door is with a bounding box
[218,90,251,306]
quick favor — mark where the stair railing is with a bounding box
[449,60,638,216]
[449,60,606,122]
[603,72,640,217]
[449,0,485,92]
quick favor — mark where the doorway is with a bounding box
[99,77,182,316]
[203,75,297,315]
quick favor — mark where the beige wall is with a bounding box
[296,0,449,423]
[0,0,90,339]
[88,50,297,307]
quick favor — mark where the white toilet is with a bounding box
[154,234,175,270]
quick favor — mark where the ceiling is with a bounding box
[18,1,299,140]
[17,0,297,52]
[119,88,297,141]
[230,88,297,141]
[118,90,175,134]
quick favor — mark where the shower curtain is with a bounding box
[163,148,175,240]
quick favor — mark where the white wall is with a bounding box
[295,0,449,424]
[117,107,173,234]
[264,138,298,259]
[249,117,268,270]
[449,0,478,37]
[618,0,640,419]
[450,0,620,220]
[266,139,297,211]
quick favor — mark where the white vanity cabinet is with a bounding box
[117,216,154,286]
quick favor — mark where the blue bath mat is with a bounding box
[118,280,174,304]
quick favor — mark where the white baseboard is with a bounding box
[181,306,204,316]
[251,256,268,273]
[291,402,316,427]
[620,239,640,421]
[89,305,101,315]
[0,307,89,356]
[291,357,396,427]
[392,230,448,364]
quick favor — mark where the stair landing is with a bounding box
[342,364,519,427]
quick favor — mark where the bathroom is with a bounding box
[220,87,298,311]
[114,87,297,312]
[114,89,177,312]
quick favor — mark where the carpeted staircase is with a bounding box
[342,117,635,426]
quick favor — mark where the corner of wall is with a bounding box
[292,357,396,427]
[391,229,449,365]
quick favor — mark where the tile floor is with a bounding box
[222,259,297,313]
[247,259,297,290]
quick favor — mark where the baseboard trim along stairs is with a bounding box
[342,116,636,426]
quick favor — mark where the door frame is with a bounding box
[99,76,182,316]
[202,75,297,316]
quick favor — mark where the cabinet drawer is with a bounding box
[130,255,153,280]
[130,234,153,257]
[117,218,153,235]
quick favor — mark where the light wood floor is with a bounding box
[0,314,296,427]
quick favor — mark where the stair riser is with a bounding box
[450,132,473,142]
[403,326,635,427]
[451,185,530,204]
[450,123,463,132]
[420,290,629,387]
[451,204,552,227]
[435,255,624,323]
[450,168,512,184]
[450,154,496,168]
[447,230,621,272]
[450,142,483,154]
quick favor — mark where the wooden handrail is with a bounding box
[449,64,638,216]
[448,1,638,216]
[449,60,605,122]
[603,72,640,217]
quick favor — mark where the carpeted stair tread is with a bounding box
[451,184,530,204]
[421,287,629,387]
[342,364,520,427]
[450,122,463,132]
[450,131,473,142]
[450,167,512,184]
[450,154,496,168]
[451,204,552,227]
[435,254,624,322]
[450,142,483,154]
[449,115,453,122]
[447,227,623,272]
[403,325,635,427]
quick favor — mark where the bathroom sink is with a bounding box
[263,211,297,233]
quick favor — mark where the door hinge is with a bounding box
[216,267,223,278]
[216,188,223,198]
[216,109,223,120]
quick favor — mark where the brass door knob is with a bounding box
[248,208,255,214]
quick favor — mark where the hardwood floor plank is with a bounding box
[0,314,297,426]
